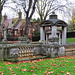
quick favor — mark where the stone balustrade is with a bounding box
[0,43,42,61]
[0,43,74,61]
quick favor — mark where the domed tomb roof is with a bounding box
[40,12,68,27]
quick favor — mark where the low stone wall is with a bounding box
[0,43,75,61]
[34,44,65,58]
[64,43,75,55]
[0,45,10,61]
[0,43,42,61]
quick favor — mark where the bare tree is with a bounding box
[0,0,8,26]
[13,0,38,35]
[36,0,72,21]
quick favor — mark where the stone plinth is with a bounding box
[33,44,65,58]
[2,28,7,43]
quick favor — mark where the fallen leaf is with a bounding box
[52,64,57,66]
[31,70,34,72]
[66,61,69,63]
[15,66,18,68]
[31,65,36,69]
[1,72,4,75]
[0,71,3,73]
[48,71,54,74]
[32,74,36,75]
[32,60,37,63]
[9,67,12,71]
[64,71,71,75]
[49,69,52,70]
[60,71,64,73]
[21,69,27,72]
[11,71,15,74]
[43,71,47,75]
[23,65,26,67]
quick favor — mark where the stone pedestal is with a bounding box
[2,28,7,43]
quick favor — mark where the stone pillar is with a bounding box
[0,47,4,61]
[40,27,45,44]
[40,27,43,41]
[59,33,61,44]
[4,28,7,40]
[2,28,7,42]
[52,26,57,37]
[46,34,48,44]
[4,48,8,60]
[0,32,1,41]
[62,27,67,45]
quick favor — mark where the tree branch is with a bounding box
[29,0,38,19]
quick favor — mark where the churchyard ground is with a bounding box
[0,55,75,75]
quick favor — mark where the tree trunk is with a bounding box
[0,11,2,27]
[0,11,2,41]
[25,18,30,35]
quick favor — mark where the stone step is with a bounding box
[65,45,75,55]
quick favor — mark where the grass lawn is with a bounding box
[0,56,75,75]
[67,38,75,43]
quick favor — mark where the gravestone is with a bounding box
[38,12,68,57]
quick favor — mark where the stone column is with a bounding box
[0,47,4,61]
[46,33,48,44]
[4,28,7,40]
[0,26,2,41]
[40,27,43,41]
[62,27,67,45]
[52,26,57,37]
[59,33,61,44]
[2,28,7,42]
[40,27,45,44]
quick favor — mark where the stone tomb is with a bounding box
[34,12,68,57]
[40,12,68,45]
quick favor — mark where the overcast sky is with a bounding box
[2,0,75,23]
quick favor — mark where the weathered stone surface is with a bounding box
[50,47,58,58]
[58,46,65,56]
[0,48,4,60]
[33,47,42,55]
[10,48,19,58]
[46,48,51,56]
[41,45,59,58]
[41,46,47,55]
